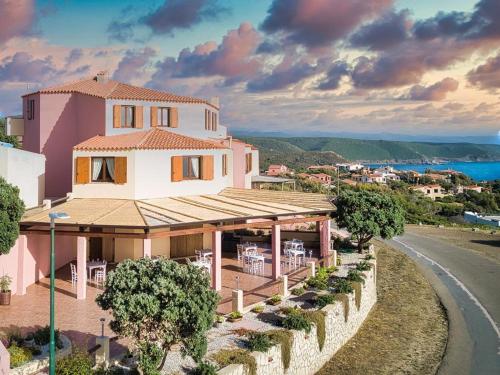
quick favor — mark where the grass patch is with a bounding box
[212,349,256,375]
[335,293,350,322]
[352,282,362,310]
[317,241,447,375]
[266,330,293,369]
[303,310,327,351]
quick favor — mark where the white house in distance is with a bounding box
[411,184,446,200]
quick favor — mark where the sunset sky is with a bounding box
[1,0,499,142]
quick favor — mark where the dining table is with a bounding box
[86,260,107,279]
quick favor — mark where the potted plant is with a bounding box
[214,314,225,327]
[0,275,12,305]
[227,311,243,322]
[251,304,265,314]
[267,294,282,306]
[24,332,35,348]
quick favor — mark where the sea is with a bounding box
[368,161,500,182]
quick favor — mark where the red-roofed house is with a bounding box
[266,164,289,176]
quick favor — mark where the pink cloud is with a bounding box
[407,77,459,101]
[112,47,156,82]
[467,54,500,90]
[0,0,36,44]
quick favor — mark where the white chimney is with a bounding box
[95,71,109,83]
[209,96,220,108]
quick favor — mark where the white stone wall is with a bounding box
[217,262,377,375]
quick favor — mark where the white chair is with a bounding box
[70,263,77,287]
[195,250,202,262]
[236,244,243,262]
[94,270,106,286]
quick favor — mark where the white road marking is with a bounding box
[393,236,500,354]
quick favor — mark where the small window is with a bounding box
[158,107,170,127]
[120,106,135,128]
[222,154,228,176]
[91,157,115,182]
[182,156,201,179]
[245,153,252,174]
[27,99,35,120]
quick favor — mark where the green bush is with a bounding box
[364,254,375,261]
[55,349,93,375]
[246,332,274,352]
[282,311,311,333]
[34,325,63,348]
[212,349,256,375]
[8,345,32,368]
[332,278,353,294]
[138,342,163,375]
[190,361,218,375]
[316,294,336,308]
[266,330,293,369]
[228,311,243,320]
[346,269,366,284]
[0,177,25,255]
[251,305,264,313]
[355,261,372,271]
[5,327,24,346]
[268,294,282,304]
[291,287,305,296]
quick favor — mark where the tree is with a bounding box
[0,118,20,148]
[0,177,25,254]
[96,257,220,375]
[335,190,405,252]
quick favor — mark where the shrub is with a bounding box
[324,266,337,274]
[55,349,93,375]
[5,327,24,347]
[268,294,282,304]
[212,349,256,375]
[279,306,301,315]
[355,260,372,271]
[303,310,326,351]
[34,325,62,348]
[305,275,328,290]
[282,311,311,333]
[332,278,353,294]
[190,361,218,375]
[0,177,25,255]
[315,294,336,308]
[8,345,32,368]
[364,254,375,261]
[138,342,163,375]
[228,311,242,320]
[246,332,274,352]
[291,287,305,296]
[0,275,12,292]
[251,305,264,313]
[346,269,366,284]
[266,330,293,369]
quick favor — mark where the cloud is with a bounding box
[0,0,36,44]
[350,10,410,50]
[467,54,500,89]
[112,47,156,82]
[0,52,61,82]
[406,77,459,100]
[247,61,317,92]
[317,61,350,90]
[413,0,500,41]
[260,0,392,48]
[65,48,84,66]
[148,23,261,88]
[142,0,229,36]
[108,19,135,42]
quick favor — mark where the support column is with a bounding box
[211,230,222,291]
[143,239,152,258]
[16,235,27,295]
[232,290,243,313]
[272,224,281,280]
[77,236,87,300]
[320,219,332,266]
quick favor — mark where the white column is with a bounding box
[232,289,244,313]
[143,239,152,258]
[211,230,222,291]
[272,224,281,280]
[77,236,87,300]
[16,235,27,295]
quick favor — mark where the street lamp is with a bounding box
[48,212,70,375]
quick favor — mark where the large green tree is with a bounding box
[335,190,405,252]
[0,177,25,254]
[96,257,220,375]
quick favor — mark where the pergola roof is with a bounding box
[22,188,334,230]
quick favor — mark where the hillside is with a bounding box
[242,136,500,166]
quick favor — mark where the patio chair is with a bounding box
[70,263,77,287]
[195,250,202,262]
[236,244,243,262]
[94,270,105,286]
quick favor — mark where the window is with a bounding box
[91,157,116,182]
[245,153,252,174]
[158,107,170,127]
[222,154,228,176]
[120,106,135,128]
[212,112,217,131]
[182,156,201,179]
[27,99,35,120]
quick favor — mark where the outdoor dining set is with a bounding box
[70,259,108,287]
[187,249,213,274]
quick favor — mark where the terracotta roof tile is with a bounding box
[74,128,227,151]
[25,76,218,109]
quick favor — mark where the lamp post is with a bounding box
[48,212,70,375]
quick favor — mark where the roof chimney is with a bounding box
[95,71,109,83]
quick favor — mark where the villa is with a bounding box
[266,164,289,176]
[411,184,446,200]
[1,73,335,309]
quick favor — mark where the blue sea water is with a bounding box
[368,161,500,181]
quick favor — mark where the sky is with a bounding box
[1,0,499,142]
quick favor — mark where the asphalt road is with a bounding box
[387,231,500,375]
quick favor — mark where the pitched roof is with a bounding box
[25,76,218,109]
[74,128,227,151]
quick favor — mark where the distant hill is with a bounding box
[241,136,500,168]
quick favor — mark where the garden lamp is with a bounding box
[48,212,69,375]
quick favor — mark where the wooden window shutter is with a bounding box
[150,106,158,128]
[135,106,143,128]
[204,109,209,130]
[113,105,121,128]
[114,157,127,184]
[201,155,214,180]
[171,156,183,182]
[207,110,212,130]
[75,157,90,184]
[169,107,179,128]
[212,112,217,131]
[222,154,227,176]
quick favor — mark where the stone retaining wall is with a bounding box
[217,261,377,375]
